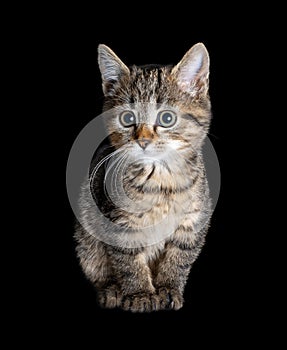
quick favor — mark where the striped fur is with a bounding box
[75,43,213,312]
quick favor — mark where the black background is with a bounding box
[22,10,277,346]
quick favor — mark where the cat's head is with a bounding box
[98,43,211,161]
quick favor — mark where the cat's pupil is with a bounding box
[162,113,172,122]
[125,114,134,122]
[125,114,134,121]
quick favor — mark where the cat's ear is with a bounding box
[98,44,130,96]
[171,43,210,97]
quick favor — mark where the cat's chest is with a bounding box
[144,241,166,263]
[123,161,193,194]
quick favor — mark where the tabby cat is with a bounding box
[75,43,213,312]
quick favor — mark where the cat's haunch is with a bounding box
[74,43,212,312]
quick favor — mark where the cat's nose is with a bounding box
[136,138,151,150]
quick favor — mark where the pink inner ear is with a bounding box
[179,54,203,85]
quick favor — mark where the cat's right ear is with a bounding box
[171,43,210,97]
[98,44,130,96]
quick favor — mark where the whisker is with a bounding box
[104,150,129,202]
[110,152,130,201]
[104,150,128,185]
[89,147,125,185]
[207,132,220,140]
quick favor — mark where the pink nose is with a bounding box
[136,139,151,150]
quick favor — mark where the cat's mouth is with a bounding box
[134,146,165,159]
[131,140,164,153]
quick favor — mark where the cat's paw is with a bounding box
[97,285,122,309]
[122,293,154,313]
[152,287,184,310]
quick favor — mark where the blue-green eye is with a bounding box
[157,110,177,127]
[119,111,136,127]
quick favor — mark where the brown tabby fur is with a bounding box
[75,43,213,312]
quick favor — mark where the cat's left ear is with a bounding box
[98,44,130,96]
[171,43,210,97]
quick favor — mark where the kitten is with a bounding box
[75,43,213,312]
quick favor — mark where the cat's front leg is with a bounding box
[109,247,155,312]
[153,237,204,311]
[74,229,122,309]
[97,282,123,309]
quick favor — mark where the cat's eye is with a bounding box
[157,111,177,128]
[119,111,136,127]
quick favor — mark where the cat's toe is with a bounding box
[169,293,183,310]
[150,293,167,310]
[156,287,184,310]
[97,286,122,309]
[122,293,153,313]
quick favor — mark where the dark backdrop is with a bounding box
[30,14,270,346]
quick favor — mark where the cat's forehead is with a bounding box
[127,101,176,114]
[130,64,171,76]
[127,65,172,103]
